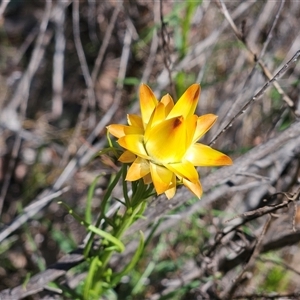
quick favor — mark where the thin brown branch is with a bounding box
[159,0,176,97]
[209,50,300,146]
[0,0,53,215]
[211,0,295,145]
[0,187,70,242]
[72,0,96,127]
[204,187,300,258]
[221,215,272,299]
[258,0,285,60]
[0,21,133,244]
[8,0,53,111]
[141,1,160,84]
[91,3,122,83]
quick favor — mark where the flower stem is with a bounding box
[87,180,149,298]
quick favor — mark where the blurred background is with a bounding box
[0,0,300,299]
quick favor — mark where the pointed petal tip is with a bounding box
[212,154,233,166]
[186,143,233,167]
[165,187,176,199]
[139,83,158,124]
[183,84,201,105]
[107,124,122,138]
[140,83,154,95]
[140,83,148,90]
[190,83,201,90]
[188,83,201,99]
[221,155,233,165]
[182,178,203,198]
[168,83,201,119]
[213,152,233,166]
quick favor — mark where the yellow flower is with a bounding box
[107,84,232,199]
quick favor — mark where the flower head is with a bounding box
[107,84,232,199]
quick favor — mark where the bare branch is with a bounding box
[72,0,96,127]
[0,0,53,214]
[209,50,300,145]
[0,0,11,21]
[51,0,67,118]
[91,3,122,83]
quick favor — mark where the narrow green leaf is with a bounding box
[58,201,87,227]
[132,261,155,295]
[111,231,145,286]
[86,175,103,224]
[88,225,125,253]
[84,168,123,257]
[84,256,101,299]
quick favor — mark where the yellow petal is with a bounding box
[145,116,187,163]
[107,124,143,138]
[118,134,149,159]
[145,102,167,133]
[126,157,150,181]
[160,94,174,116]
[185,114,197,149]
[165,188,176,199]
[140,84,158,125]
[182,178,202,198]
[107,124,125,138]
[164,173,176,199]
[185,143,233,166]
[127,114,144,128]
[150,162,174,194]
[167,84,200,119]
[119,151,136,163]
[143,173,153,184]
[167,160,199,183]
[193,114,218,142]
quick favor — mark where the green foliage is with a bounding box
[0,236,18,256]
[263,265,289,292]
[115,205,212,299]
[58,162,153,299]
[50,228,77,254]
[257,254,291,293]
[164,1,202,59]
[123,77,140,86]
[270,88,282,109]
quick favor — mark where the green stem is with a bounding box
[84,167,123,258]
[91,201,146,296]
[85,174,152,298]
